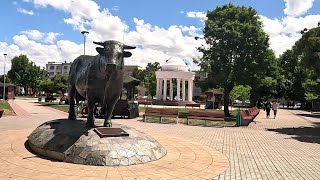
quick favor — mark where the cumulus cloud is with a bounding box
[259,14,320,56]
[12,34,82,67]
[186,11,207,19]
[21,30,62,44]
[17,8,34,15]
[284,0,315,17]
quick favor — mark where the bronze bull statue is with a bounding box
[68,40,135,127]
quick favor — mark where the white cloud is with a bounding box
[186,11,206,19]
[21,30,44,41]
[12,35,81,67]
[21,30,62,44]
[17,8,34,15]
[44,32,62,44]
[259,14,320,56]
[284,0,315,17]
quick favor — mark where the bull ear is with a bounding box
[123,45,136,49]
[96,47,105,55]
[123,51,132,58]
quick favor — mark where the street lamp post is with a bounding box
[81,31,89,55]
[3,54,7,101]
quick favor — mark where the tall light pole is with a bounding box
[81,31,89,55]
[3,54,7,100]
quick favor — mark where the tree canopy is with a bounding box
[7,55,48,93]
[197,3,271,116]
[132,62,161,98]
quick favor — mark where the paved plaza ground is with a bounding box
[0,99,319,179]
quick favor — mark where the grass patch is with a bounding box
[38,102,69,112]
[0,100,15,116]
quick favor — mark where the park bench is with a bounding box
[240,107,260,126]
[185,103,201,109]
[187,110,224,125]
[143,108,179,123]
[138,100,152,106]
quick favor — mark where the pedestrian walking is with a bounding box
[264,100,271,118]
[272,101,279,119]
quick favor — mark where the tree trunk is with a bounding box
[223,90,231,117]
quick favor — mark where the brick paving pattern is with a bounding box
[0,99,319,179]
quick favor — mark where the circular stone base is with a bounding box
[27,119,166,166]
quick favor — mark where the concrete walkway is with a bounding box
[0,99,319,179]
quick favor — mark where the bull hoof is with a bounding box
[104,122,112,127]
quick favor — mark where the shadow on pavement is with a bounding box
[296,113,320,119]
[267,122,320,144]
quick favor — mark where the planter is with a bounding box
[0,109,4,118]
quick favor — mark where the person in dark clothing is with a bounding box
[264,100,271,118]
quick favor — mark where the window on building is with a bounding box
[50,66,54,70]
[64,66,68,69]
[56,66,61,70]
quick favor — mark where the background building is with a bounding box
[46,61,72,77]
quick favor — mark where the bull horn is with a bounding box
[123,45,136,49]
[93,41,105,46]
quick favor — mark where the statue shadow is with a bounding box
[267,122,320,144]
[26,119,91,159]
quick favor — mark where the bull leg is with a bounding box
[68,85,77,120]
[86,99,95,127]
[103,102,117,127]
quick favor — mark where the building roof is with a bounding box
[161,57,189,72]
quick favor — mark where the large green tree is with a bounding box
[197,4,270,116]
[132,62,161,98]
[7,55,48,94]
[39,74,68,94]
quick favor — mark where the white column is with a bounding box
[177,78,181,101]
[169,79,173,101]
[159,79,163,100]
[156,78,160,100]
[182,80,186,101]
[163,78,167,101]
[188,79,193,101]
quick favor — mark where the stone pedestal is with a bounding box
[27,119,166,166]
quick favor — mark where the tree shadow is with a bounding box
[296,113,320,119]
[267,122,320,144]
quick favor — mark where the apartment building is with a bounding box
[46,61,72,77]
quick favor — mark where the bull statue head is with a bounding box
[93,40,135,69]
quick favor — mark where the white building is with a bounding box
[46,61,72,77]
[155,57,195,102]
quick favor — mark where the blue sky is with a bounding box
[0,0,319,73]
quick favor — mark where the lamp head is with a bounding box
[81,31,89,36]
